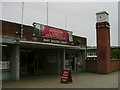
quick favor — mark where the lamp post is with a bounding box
[65,16,67,30]
[21,2,24,38]
[47,2,48,25]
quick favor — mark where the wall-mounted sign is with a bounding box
[43,26,69,41]
[32,22,73,41]
[33,22,44,37]
[68,31,73,42]
[65,60,70,65]
[43,38,68,44]
[0,61,10,69]
[26,36,77,46]
[26,23,77,45]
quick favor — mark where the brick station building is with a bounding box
[0,20,87,80]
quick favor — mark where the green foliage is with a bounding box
[111,49,120,59]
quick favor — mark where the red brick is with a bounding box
[96,22,111,74]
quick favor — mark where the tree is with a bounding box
[111,49,120,59]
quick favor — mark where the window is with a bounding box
[93,53,97,56]
[0,46,10,70]
[87,52,93,56]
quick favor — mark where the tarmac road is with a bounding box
[2,71,119,88]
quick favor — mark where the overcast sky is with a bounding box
[1,1,118,46]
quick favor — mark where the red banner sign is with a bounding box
[43,26,69,41]
[61,70,72,84]
[26,23,75,45]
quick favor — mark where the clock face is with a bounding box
[98,15,104,21]
[99,16,102,19]
[97,14,108,22]
[96,12,109,22]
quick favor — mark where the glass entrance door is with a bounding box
[28,53,34,75]
[34,54,44,75]
[20,51,45,76]
[65,54,71,70]
[20,52,28,77]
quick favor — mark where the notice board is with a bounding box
[61,70,72,84]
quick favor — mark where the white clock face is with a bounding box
[97,14,108,22]
[97,15,104,22]
[99,16,103,19]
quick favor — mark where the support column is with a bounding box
[57,49,60,74]
[63,49,65,70]
[82,50,86,72]
[10,45,20,80]
[60,49,65,73]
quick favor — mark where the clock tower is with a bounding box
[96,11,111,73]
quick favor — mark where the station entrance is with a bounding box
[20,48,85,77]
[20,49,47,77]
[65,50,85,72]
[20,47,61,77]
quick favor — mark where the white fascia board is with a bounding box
[20,40,85,50]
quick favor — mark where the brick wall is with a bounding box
[86,60,97,72]
[2,20,21,38]
[86,60,120,73]
[111,60,120,72]
[73,35,87,46]
[2,20,34,38]
[96,22,111,74]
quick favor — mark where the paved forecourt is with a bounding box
[2,71,119,88]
